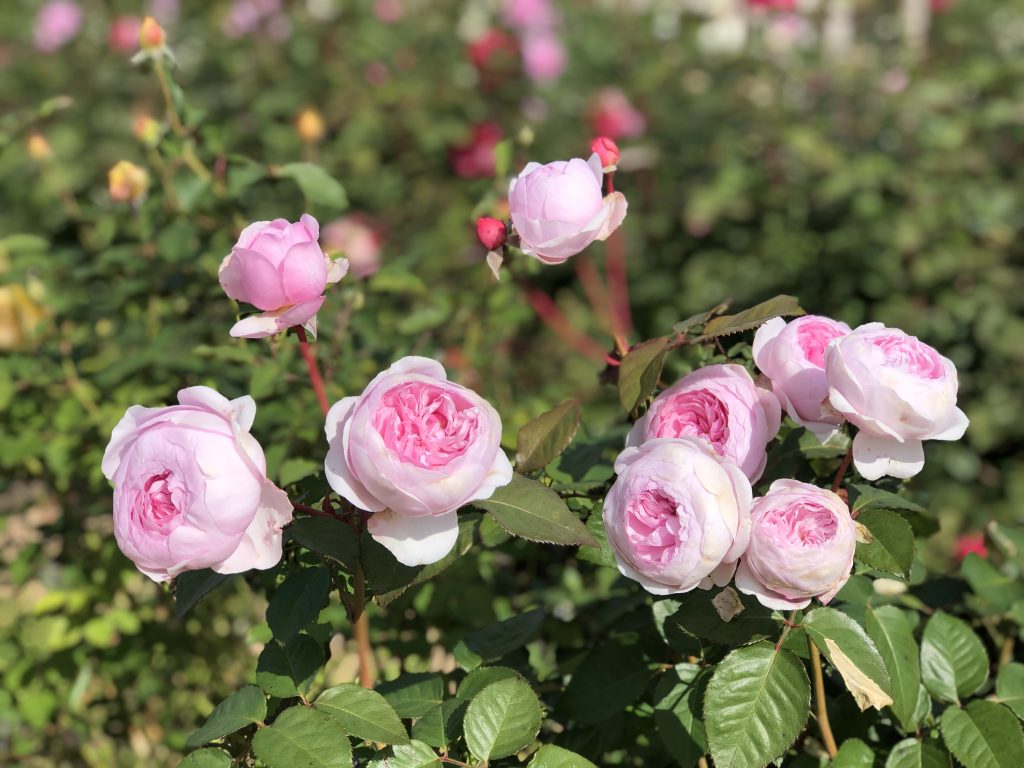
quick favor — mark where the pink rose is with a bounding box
[321,216,383,279]
[503,0,557,30]
[603,438,752,594]
[826,323,968,480]
[219,214,348,338]
[324,357,513,566]
[34,1,83,53]
[626,364,781,482]
[449,122,502,180]
[590,88,647,140]
[753,315,852,441]
[520,31,566,84]
[508,154,627,264]
[102,387,293,582]
[108,15,142,54]
[735,479,856,609]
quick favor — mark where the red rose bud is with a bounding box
[139,16,165,51]
[590,136,620,172]
[954,532,988,562]
[476,217,507,251]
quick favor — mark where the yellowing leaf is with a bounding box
[712,587,745,623]
[825,638,894,711]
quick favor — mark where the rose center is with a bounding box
[872,335,944,379]
[374,382,481,469]
[761,501,837,547]
[796,320,846,368]
[136,470,183,532]
[625,489,692,565]
[651,390,730,454]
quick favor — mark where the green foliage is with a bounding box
[865,605,922,731]
[473,474,598,547]
[315,684,409,744]
[251,706,352,768]
[920,613,990,704]
[515,400,581,473]
[939,701,1024,768]
[463,678,544,760]
[185,686,266,748]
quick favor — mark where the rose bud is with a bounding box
[508,154,627,265]
[954,532,988,562]
[626,364,781,482]
[34,0,83,53]
[27,134,53,161]
[590,136,620,173]
[108,161,150,204]
[324,356,513,566]
[735,480,856,609]
[590,88,646,140]
[603,438,752,594]
[753,315,852,441]
[321,216,383,279]
[295,107,326,144]
[139,16,166,51]
[102,387,293,582]
[218,214,348,338]
[826,323,968,480]
[476,217,507,251]
[132,114,162,147]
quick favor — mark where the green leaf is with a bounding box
[855,508,915,579]
[833,739,874,768]
[653,663,707,768]
[940,701,1024,768]
[456,667,522,701]
[453,609,545,670]
[704,641,810,768]
[849,484,926,515]
[411,698,463,749]
[377,673,445,718]
[376,741,441,768]
[227,156,266,197]
[316,683,409,744]
[256,635,324,699]
[655,590,777,647]
[528,744,598,768]
[252,706,352,768]
[961,554,1024,615]
[186,685,267,748]
[515,400,581,473]
[173,570,230,619]
[921,612,989,704]
[178,748,233,768]
[361,531,424,600]
[618,337,669,412]
[463,678,543,760]
[473,474,597,547]
[996,663,1024,720]
[266,566,332,641]
[276,162,348,209]
[865,604,922,731]
[885,738,951,768]
[560,640,653,724]
[672,303,729,336]
[279,458,321,486]
[804,607,892,711]
[699,295,805,339]
[289,518,360,571]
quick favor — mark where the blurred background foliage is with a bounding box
[1,0,1022,764]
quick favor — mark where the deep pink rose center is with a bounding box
[872,334,944,379]
[796,320,846,368]
[133,471,184,533]
[625,489,692,565]
[759,501,837,547]
[651,390,730,454]
[374,382,481,469]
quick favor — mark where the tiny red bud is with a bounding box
[139,16,165,51]
[590,136,620,171]
[476,217,507,251]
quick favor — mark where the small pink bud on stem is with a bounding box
[590,135,620,172]
[476,217,507,251]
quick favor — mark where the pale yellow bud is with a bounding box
[27,134,53,161]
[296,108,327,144]
[108,161,150,204]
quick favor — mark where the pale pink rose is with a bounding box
[321,216,383,279]
[520,31,566,84]
[591,88,647,140]
[826,323,968,480]
[108,15,142,54]
[508,154,627,264]
[324,357,513,566]
[503,0,557,30]
[34,1,83,52]
[603,438,752,594]
[219,214,348,338]
[102,387,292,583]
[735,479,856,610]
[753,315,852,441]
[626,364,781,482]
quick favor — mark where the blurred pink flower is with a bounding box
[954,533,988,562]
[374,0,404,24]
[521,31,566,84]
[590,88,646,140]
[108,15,142,55]
[322,216,383,279]
[503,0,557,30]
[34,0,83,53]
[467,28,518,71]
[223,0,290,40]
[148,0,180,24]
[747,0,797,10]
[449,122,502,179]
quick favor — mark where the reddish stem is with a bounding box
[605,228,632,355]
[573,254,615,336]
[832,449,853,495]
[521,286,608,362]
[294,326,330,416]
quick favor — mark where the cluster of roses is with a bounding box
[101,152,965,624]
[604,314,968,609]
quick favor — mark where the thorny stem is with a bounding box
[774,609,799,652]
[832,449,853,495]
[809,638,839,758]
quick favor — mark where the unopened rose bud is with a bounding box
[590,136,620,172]
[476,217,507,251]
[27,134,53,161]
[108,161,150,204]
[139,16,165,51]
[132,114,162,147]
[296,108,326,144]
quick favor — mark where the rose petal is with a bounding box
[367,509,460,566]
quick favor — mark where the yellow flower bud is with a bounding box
[27,134,53,161]
[296,108,327,144]
[133,114,162,147]
[108,161,150,204]
[139,16,166,51]
[0,284,47,351]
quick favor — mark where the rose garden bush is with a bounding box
[2,2,1024,767]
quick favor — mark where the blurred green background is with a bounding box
[2,0,1022,764]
